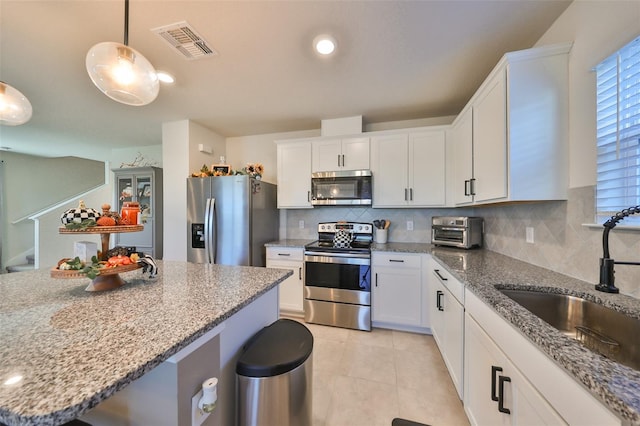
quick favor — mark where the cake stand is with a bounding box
[54,224,143,291]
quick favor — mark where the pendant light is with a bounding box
[0,82,32,126]
[86,0,159,106]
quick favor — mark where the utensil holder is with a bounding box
[375,228,388,244]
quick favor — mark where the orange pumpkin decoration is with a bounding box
[96,216,117,226]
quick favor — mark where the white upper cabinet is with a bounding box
[312,136,370,172]
[276,140,313,208]
[371,128,446,208]
[450,42,571,206]
[473,70,508,203]
[450,107,474,206]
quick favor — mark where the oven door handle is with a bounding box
[304,253,371,265]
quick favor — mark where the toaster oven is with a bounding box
[431,216,484,249]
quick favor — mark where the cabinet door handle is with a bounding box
[404,188,408,201]
[389,259,405,263]
[434,269,448,281]
[436,290,444,311]
[464,180,471,196]
[375,272,378,287]
[298,267,302,280]
[491,365,503,402]
[342,154,345,167]
[470,178,477,196]
[307,191,311,202]
[409,188,413,201]
[277,253,291,256]
[498,375,511,414]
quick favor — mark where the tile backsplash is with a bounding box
[283,186,640,298]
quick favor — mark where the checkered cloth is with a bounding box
[137,254,158,278]
[60,207,100,225]
[333,229,353,248]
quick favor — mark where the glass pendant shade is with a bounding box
[86,41,159,106]
[0,82,33,126]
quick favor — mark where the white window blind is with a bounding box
[596,36,640,224]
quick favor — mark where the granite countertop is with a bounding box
[266,238,640,422]
[265,239,315,248]
[430,247,640,425]
[0,261,292,426]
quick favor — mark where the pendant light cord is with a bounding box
[124,0,129,46]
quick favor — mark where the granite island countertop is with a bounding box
[431,247,640,425]
[0,261,292,426]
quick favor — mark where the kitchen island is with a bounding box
[0,261,292,426]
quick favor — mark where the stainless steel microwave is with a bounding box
[311,170,372,206]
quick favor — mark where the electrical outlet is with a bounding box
[192,389,209,426]
[407,220,414,231]
[526,227,535,244]
[299,220,304,229]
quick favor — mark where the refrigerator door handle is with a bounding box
[210,197,217,264]
[204,198,213,263]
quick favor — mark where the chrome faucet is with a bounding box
[597,206,640,293]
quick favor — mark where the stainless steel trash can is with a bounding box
[237,319,313,426]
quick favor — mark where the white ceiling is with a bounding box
[0,0,572,159]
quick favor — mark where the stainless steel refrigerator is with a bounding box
[187,175,279,266]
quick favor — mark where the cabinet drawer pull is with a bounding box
[498,375,511,414]
[433,269,448,281]
[389,259,405,263]
[277,253,291,256]
[491,365,503,402]
[436,290,444,311]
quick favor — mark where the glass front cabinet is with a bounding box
[112,167,163,258]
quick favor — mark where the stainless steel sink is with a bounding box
[498,289,640,370]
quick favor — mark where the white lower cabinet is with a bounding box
[429,258,464,399]
[266,247,304,315]
[464,312,566,426]
[464,288,619,426]
[372,252,427,331]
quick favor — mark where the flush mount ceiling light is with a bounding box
[0,81,32,126]
[86,0,159,106]
[313,34,337,56]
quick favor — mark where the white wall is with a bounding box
[162,120,190,261]
[189,121,226,175]
[535,0,640,189]
[225,129,320,184]
[162,120,226,261]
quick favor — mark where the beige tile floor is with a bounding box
[293,319,470,426]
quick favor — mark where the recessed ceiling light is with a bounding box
[313,35,337,56]
[156,71,175,84]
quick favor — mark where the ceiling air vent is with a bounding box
[152,21,218,60]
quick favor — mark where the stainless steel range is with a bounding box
[304,222,373,331]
